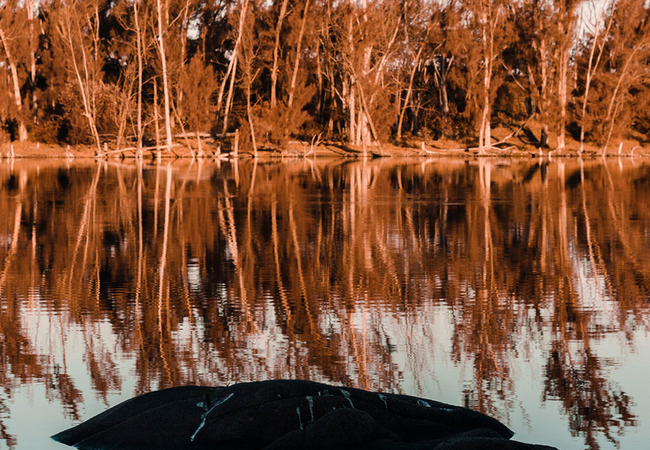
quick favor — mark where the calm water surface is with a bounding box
[1,157,650,449]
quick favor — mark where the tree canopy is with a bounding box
[0,0,649,152]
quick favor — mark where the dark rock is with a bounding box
[51,379,558,450]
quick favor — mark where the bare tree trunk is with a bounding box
[346,80,356,144]
[0,26,28,141]
[246,76,258,157]
[316,44,324,117]
[478,8,491,153]
[528,28,550,148]
[216,44,236,112]
[602,45,643,151]
[56,8,103,155]
[346,0,356,145]
[287,0,310,109]
[177,0,191,118]
[271,0,290,108]
[223,56,238,133]
[349,68,383,154]
[557,49,568,152]
[397,47,423,140]
[538,38,549,148]
[436,54,453,118]
[579,0,617,153]
[115,77,133,151]
[133,0,144,157]
[154,77,161,155]
[157,163,172,336]
[156,0,174,150]
[222,0,249,133]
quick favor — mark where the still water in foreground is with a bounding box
[1,157,649,450]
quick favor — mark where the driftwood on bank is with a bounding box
[96,130,240,159]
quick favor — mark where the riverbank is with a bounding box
[2,131,648,159]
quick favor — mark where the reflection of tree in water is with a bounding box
[544,343,635,450]
[1,158,650,448]
[0,395,17,449]
[379,159,648,448]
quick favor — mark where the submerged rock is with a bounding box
[52,379,557,450]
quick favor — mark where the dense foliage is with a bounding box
[1,0,649,152]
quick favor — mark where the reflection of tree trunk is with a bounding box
[158,164,172,323]
[558,162,570,279]
[154,166,161,240]
[479,159,491,200]
[219,179,259,333]
[272,196,292,326]
[135,161,145,345]
[0,202,22,291]
[289,197,315,333]
[347,304,369,390]
[580,160,600,289]
[157,164,173,381]
[66,164,102,289]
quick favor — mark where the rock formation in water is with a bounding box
[52,379,557,449]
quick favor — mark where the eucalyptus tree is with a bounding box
[394,0,436,140]
[584,0,650,151]
[508,0,580,149]
[553,0,580,152]
[464,0,514,152]
[576,0,618,153]
[0,0,31,141]
[326,0,402,150]
[51,0,105,154]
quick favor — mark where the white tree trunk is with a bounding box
[134,0,144,156]
[222,0,248,133]
[271,0,290,108]
[287,0,310,109]
[157,0,174,150]
[0,27,28,141]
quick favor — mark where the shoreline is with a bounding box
[2,139,648,160]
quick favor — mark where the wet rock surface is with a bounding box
[52,380,558,449]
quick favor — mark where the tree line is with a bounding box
[1,0,649,155]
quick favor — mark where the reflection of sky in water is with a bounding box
[186,258,202,292]
[9,304,650,449]
[1,158,650,449]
